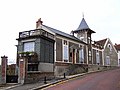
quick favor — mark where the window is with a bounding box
[107,44,112,51]
[79,47,84,63]
[24,42,35,52]
[63,40,69,61]
[106,56,110,65]
[96,50,100,64]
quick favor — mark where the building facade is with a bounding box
[115,44,120,66]
[96,38,118,66]
[16,18,118,83]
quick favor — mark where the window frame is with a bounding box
[96,50,100,65]
[106,56,110,65]
[63,40,69,62]
[79,45,84,63]
[23,41,35,52]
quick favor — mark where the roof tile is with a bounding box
[96,38,107,46]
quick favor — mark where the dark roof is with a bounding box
[96,38,107,46]
[114,44,120,50]
[73,18,95,33]
[77,18,89,30]
[43,25,87,44]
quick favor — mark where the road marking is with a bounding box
[41,76,84,90]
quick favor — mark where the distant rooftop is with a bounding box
[96,38,107,46]
[115,44,120,50]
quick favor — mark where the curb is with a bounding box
[30,70,101,90]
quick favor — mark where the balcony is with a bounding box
[19,29,54,40]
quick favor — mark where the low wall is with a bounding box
[38,63,54,72]
[54,63,88,76]
[25,72,54,83]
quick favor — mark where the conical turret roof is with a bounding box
[73,18,95,33]
[77,18,89,30]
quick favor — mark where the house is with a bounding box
[16,17,118,84]
[96,38,118,66]
[16,18,90,83]
[114,44,120,66]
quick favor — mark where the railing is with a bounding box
[19,29,54,40]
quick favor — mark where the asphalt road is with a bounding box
[43,69,120,90]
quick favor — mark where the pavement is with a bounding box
[0,69,113,90]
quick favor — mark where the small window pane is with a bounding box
[24,42,35,52]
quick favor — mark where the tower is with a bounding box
[73,17,95,64]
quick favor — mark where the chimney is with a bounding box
[36,18,43,28]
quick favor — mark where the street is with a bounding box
[43,69,120,90]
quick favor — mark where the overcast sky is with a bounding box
[0,0,119,64]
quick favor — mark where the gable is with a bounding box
[104,38,117,54]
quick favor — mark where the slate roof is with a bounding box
[73,18,95,33]
[96,38,107,46]
[42,25,87,44]
[77,18,89,30]
[114,44,120,50]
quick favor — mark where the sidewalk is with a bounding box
[1,69,106,90]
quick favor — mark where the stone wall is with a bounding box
[54,62,88,76]
[25,72,54,83]
[104,41,118,66]
[38,63,54,72]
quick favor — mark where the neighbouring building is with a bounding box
[96,38,118,66]
[16,17,118,84]
[114,44,120,66]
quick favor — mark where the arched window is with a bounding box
[107,44,112,51]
